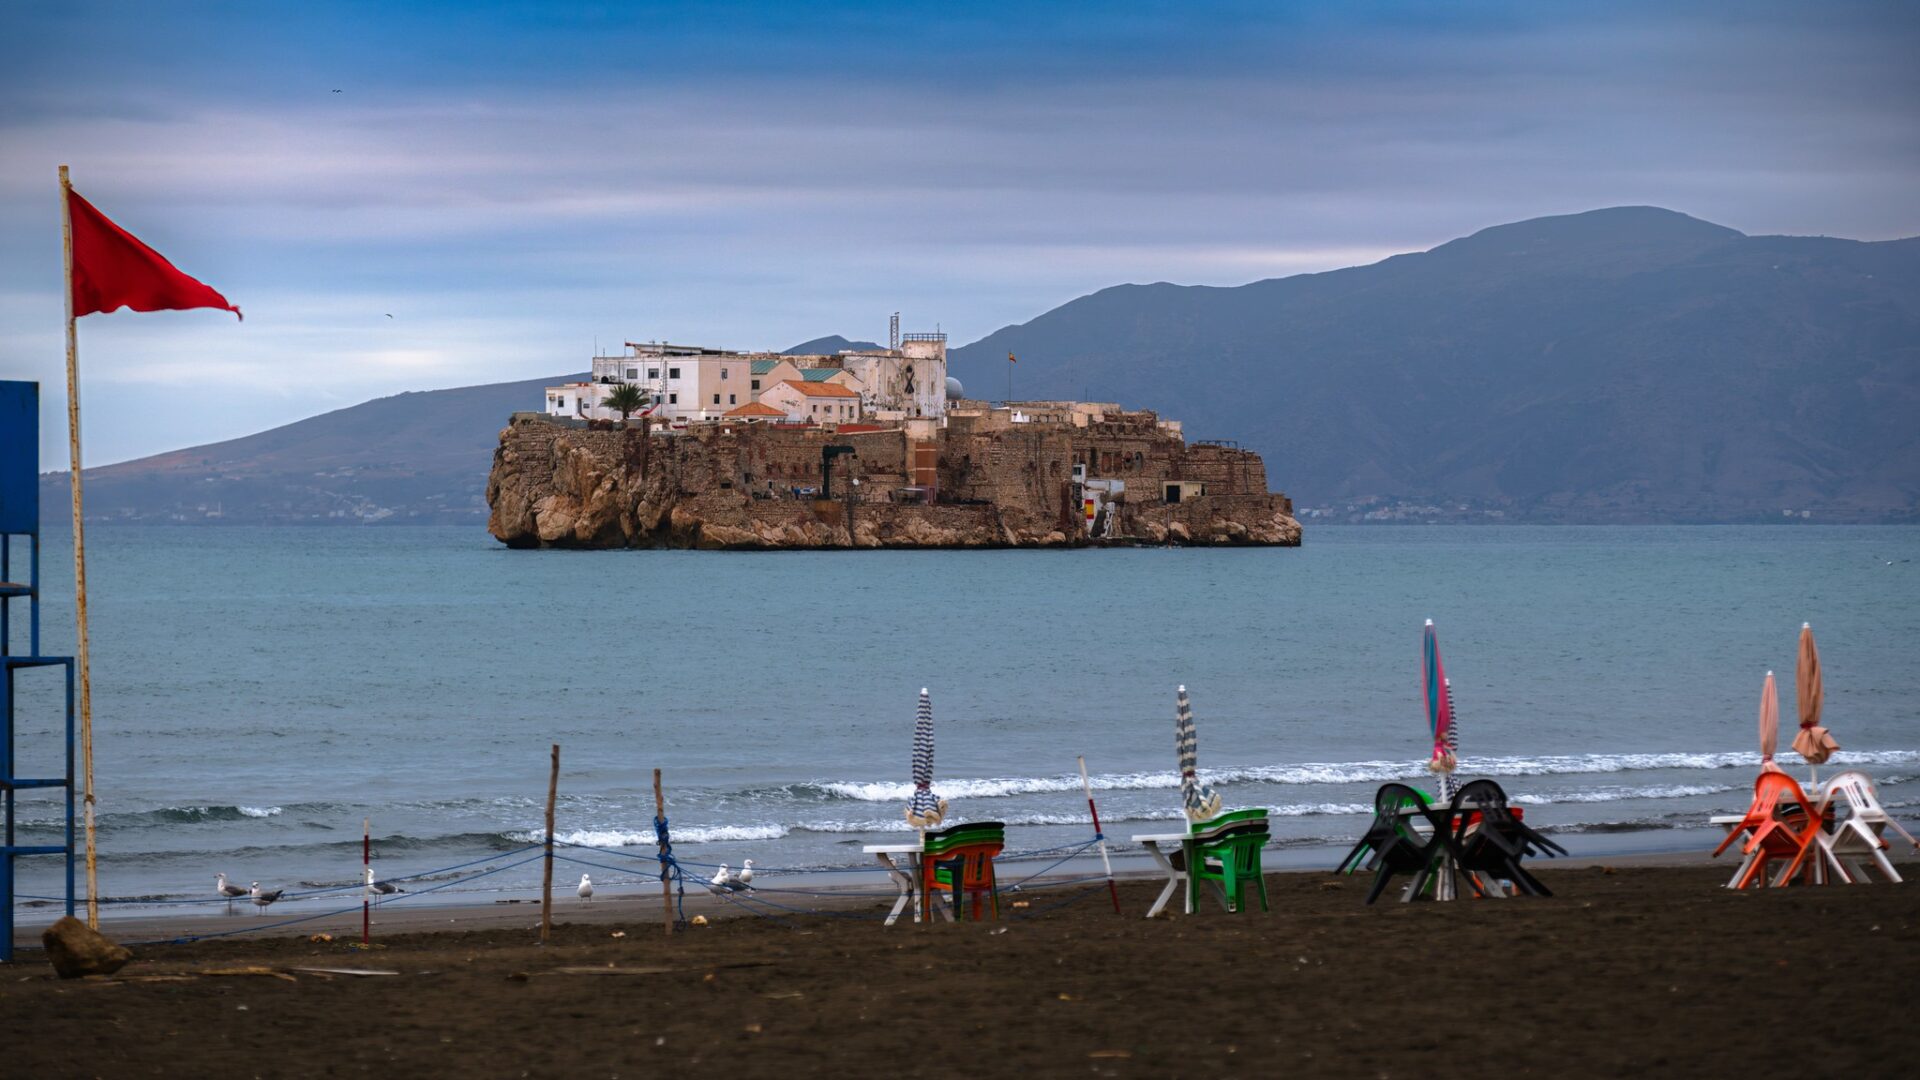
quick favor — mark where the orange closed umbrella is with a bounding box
[1759,670,1784,775]
[1792,623,1839,781]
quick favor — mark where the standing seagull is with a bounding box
[249,882,284,914]
[577,873,594,903]
[216,873,248,909]
[735,860,754,889]
[364,867,403,904]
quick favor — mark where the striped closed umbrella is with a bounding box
[1424,620,1458,798]
[1175,685,1222,823]
[1792,623,1839,780]
[905,687,947,827]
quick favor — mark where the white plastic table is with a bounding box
[1131,831,1194,918]
[863,843,924,926]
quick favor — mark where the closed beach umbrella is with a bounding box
[1424,620,1459,799]
[1175,685,1222,823]
[905,687,947,827]
[1792,623,1839,779]
[1758,670,1784,774]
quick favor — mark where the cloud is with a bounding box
[0,1,1915,463]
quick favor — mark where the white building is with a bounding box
[545,328,947,426]
[837,333,948,420]
[546,343,751,423]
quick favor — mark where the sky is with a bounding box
[1,1,1916,465]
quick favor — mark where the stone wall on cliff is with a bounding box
[486,415,1300,549]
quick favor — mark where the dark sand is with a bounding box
[4,862,1916,1078]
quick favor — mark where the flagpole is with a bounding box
[58,164,100,928]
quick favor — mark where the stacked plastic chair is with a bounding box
[1783,771,1918,885]
[921,821,1005,921]
[1338,784,1461,904]
[1445,780,1566,897]
[1714,771,1826,889]
[1184,808,1271,914]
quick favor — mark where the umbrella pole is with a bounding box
[1078,755,1121,914]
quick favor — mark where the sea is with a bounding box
[7,525,1919,919]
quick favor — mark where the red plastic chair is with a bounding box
[1716,772,1825,889]
[922,840,1004,921]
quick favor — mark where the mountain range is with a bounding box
[39,207,1920,524]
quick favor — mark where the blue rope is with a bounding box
[1002,837,1101,890]
[653,815,687,925]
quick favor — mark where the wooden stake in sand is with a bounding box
[1078,755,1122,914]
[362,818,371,946]
[654,768,673,937]
[542,743,559,944]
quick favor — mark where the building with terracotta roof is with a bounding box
[759,379,863,425]
[722,400,789,422]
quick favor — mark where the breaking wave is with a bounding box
[793,749,1920,803]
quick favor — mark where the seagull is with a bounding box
[577,873,594,903]
[384,313,393,319]
[216,873,248,905]
[736,860,754,888]
[249,882,283,913]
[364,866,403,900]
[708,862,750,893]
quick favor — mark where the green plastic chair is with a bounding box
[1185,809,1270,914]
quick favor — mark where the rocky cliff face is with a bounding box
[486,415,1300,549]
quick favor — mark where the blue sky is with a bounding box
[2,1,1916,464]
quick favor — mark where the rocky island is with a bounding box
[485,336,1299,549]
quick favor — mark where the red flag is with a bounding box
[1007,351,1017,364]
[67,188,241,320]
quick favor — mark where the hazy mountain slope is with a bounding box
[42,373,581,523]
[784,336,883,355]
[951,207,1920,521]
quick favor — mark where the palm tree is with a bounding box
[601,382,648,426]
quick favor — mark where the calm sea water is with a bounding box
[8,525,1919,917]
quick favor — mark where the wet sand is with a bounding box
[4,861,1915,1078]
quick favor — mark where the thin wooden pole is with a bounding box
[1078,756,1122,914]
[362,817,370,946]
[541,743,558,943]
[654,768,672,936]
[59,164,99,929]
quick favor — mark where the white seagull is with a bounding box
[216,873,248,906]
[736,860,754,888]
[364,867,403,901]
[249,882,284,913]
[577,873,594,903]
[708,861,750,893]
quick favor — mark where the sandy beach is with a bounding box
[5,858,1915,1078]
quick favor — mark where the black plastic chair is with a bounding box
[1447,779,1568,897]
[1337,783,1461,904]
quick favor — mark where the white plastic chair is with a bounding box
[1812,771,1918,884]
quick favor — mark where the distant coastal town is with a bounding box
[491,323,1301,549]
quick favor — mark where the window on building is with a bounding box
[669,393,678,404]
[669,368,681,379]
[648,368,659,379]
[729,394,736,405]
[721,368,729,380]
[751,379,761,391]
[713,393,721,405]
[626,368,638,380]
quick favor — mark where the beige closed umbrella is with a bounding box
[1792,623,1839,785]
[1759,670,1784,775]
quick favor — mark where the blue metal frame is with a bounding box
[1,380,77,964]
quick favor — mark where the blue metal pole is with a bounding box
[66,658,76,919]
